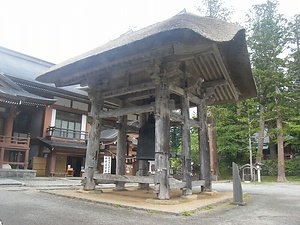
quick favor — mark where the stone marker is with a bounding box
[232,162,246,206]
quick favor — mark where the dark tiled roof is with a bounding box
[37,137,87,150]
[38,128,136,150]
[0,73,56,106]
[0,46,88,96]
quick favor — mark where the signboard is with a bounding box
[103,156,111,174]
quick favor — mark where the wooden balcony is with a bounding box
[0,135,30,169]
[46,126,88,142]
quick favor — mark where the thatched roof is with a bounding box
[37,12,256,105]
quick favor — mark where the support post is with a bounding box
[84,86,103,190]
[0,147,4,169]
[49,150,56,176]
[154,74,170,200]
[198,94,211,191]
[23,134,30,170]
[115,114,127,190]
[181,91,192,195]
[138,113,149,190]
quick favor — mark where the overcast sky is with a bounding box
[0,0,298,64]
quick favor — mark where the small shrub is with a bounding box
[181,211,191,216]
[262,159,300,176]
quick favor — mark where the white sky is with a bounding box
[0,0,298,64]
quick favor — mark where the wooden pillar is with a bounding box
[4,113,14,137]
[24,150,29,170]
[138,113,149,189]
[84,87,103,190]
[181,91,192,195]
[0,147,4,169]
[208,118,219,180]
[23,134,30,170]
[42,106,53,137]
[198,94,211,191]
[154,74,170,200]
[115,114,127,190]
[49,150,56,175]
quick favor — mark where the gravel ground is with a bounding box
[0,180,299,225]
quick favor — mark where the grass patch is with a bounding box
[261,176,277,182]
[204,205,214,210]
[181,211,191,216]
[288,176,300,182]
[114,204,121,208]
[258,176,300,183]
[243,193,250,199]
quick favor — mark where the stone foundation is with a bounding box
[0,169,36,178]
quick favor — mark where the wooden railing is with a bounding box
[46,126,88,141]
[0,134,30,169]
[0,135,30,149]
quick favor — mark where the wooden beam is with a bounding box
[189,119,201,128]
[169,84,202,105]
[212,44,240,101]
[124,90,155,102]
[99,104,154,118]
[202,78,228,88]
[53,45,170,87]
[170,112,183,123]
[94,174,155,184]
[101,82,155,99]
[101,119,120,129]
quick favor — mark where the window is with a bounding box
[54,111,82,139]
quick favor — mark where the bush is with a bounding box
[261,160,278,176]
[285,158,300,176]
[261,158,300,176]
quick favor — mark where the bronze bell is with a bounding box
[136,115,155,160]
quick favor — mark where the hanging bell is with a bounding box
[136,115,155,160]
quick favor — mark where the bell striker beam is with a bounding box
[84,84,103,190]
[138,113,150,189]
[115,113,128,190]
[181,90,192,195]
[198,91,212,191]
[154,73,170,200]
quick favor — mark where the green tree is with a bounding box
[246,0,290,182]
[286,14,300,152]
[170,126,181,155]
[196,0,232,22]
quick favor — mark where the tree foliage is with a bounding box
[196,0,233,22]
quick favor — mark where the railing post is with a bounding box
[24,134,30,170]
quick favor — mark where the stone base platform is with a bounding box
[0,169,36,178]
[45,187,233,215]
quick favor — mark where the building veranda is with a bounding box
[37,12,256,200]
